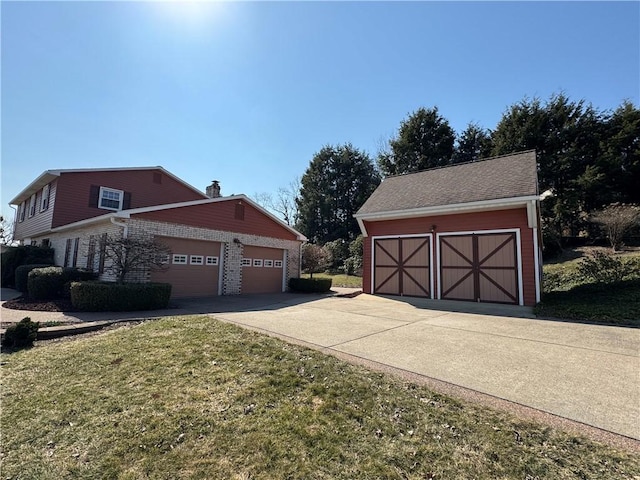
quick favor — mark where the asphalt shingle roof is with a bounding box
[357,150,538,215]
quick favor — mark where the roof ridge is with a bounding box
[383,150,536,180]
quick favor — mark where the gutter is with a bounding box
[354,194,545,237]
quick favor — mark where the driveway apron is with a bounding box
[212,294,640,440]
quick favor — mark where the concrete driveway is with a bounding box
[199,293,639,441]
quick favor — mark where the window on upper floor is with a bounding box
[18,202,26,222]
[28,194,37,218]
[99,187,124,211]
[40,184,50,212]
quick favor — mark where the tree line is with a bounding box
[257,93,639,268]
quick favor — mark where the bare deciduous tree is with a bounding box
[253,177,301,226]
[0,215,15,246]
[102,235,171,283]
[591,203,640,251]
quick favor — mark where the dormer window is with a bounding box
[99,187,124,210]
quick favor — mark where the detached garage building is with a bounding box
[354,151,542,306]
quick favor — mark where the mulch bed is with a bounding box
[3,297,75,312]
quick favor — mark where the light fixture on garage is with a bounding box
[430,224,437,233]
[233,238,242,244]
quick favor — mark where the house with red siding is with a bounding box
[10,167,306,297]
[354,151,543,306]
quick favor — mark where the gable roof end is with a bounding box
[356,150,538,217]
[9,166,207,205]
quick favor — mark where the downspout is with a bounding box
[9,204,18,245]
[110,216,128,238]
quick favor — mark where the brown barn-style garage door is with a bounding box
[373,236,431,297]
[150,237,222,298]
[241,245,285,294]
[439,232,519,304]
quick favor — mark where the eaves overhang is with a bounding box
[9,171,61,205]
[354,195,543,237]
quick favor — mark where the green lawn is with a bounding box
[2,316,638,479]
[535,249,640,326]
[303,272,363,288]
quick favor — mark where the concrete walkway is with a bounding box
[1,288,638,441]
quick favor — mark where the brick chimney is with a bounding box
[206,180,221,198]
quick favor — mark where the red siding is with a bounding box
[52,170,206,228]
[362,208,538,306]
[132,199,299,241]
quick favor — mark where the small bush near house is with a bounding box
[576,251,640,284]
[1,245,54,288]
[70,282,172,311]
[1,317,39,351]
[289,277,332,293]
[27,267,97,301]
[14,264,53,294]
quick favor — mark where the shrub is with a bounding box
[70,282,172,311]
[2,317,40,351]
[1,245,54,288]
[289,277,332,293]
[27,267,98,300]
[576,251,637,284]
[28,267,63,300]
[15,264,53,294]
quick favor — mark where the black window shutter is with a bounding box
[72,238,79,267]
[89,185,100,207]
[123,192,132,210]
[64,239,72,267]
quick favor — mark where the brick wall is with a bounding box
[31,218,302,294]
[127,218,301,294]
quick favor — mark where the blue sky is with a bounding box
[2,1,639,220]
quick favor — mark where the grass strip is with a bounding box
[1,316,638,479]
[535,279,640,326]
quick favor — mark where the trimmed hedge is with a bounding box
[289,277,332,293]
[27,267,97,300]
[15,264,53,294]
[70,282,172,311]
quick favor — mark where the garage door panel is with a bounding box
[479,269,518,303]
[402,267,430,296]
[439,233,519,305]
[441,268,474,300]
[375,240,399,265]
[373,237,431,298]
[375,268,400,294]
[478,235,516,268]
[403,238,429,267]
[151,237,221,298]
[242,245,284,294]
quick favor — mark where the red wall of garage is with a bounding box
[362,208,538,306]
[132,199,299,241]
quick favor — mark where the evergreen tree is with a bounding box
[296,144,380,244]
[452,122,493,164]
[378,107,455,176]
